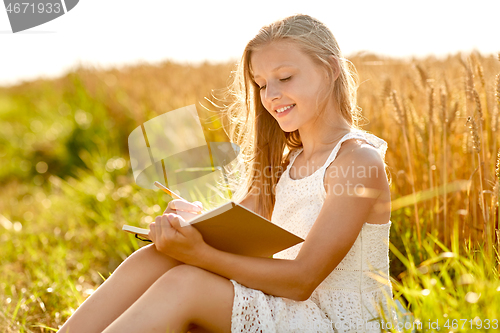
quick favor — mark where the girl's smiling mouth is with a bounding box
[275,104,295,117]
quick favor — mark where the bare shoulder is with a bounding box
[329,139,386,175]
[337,138,384,163]
[324,138,391,223]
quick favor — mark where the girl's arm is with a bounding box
[154,144,389,301]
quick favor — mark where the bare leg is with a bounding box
[102,265,234,333]
[58,244,183,333]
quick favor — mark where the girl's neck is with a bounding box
[298,109,352,161]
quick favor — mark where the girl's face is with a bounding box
[250,40,331,133]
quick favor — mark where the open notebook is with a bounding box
[123,201,304,258]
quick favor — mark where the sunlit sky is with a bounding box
[0,0,498,87]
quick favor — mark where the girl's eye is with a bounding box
[258,76,291,91]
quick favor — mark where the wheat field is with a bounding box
[0,53,499,332]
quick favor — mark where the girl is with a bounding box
[59,14,399,333]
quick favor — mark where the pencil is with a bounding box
[153,181,185,201]
[153,181,203,215]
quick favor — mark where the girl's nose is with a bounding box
[264,83,281,102]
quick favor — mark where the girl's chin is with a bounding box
[273,115,298,132]
[277,123,298,133]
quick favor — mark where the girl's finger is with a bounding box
[148,222,156,243]
[166,200,203,213]
[175,210,199,223]
[167,214,181,230]
[160,214,176,238]
[157,214,168,241]
[167,214,200,242]
[166,214,189,236]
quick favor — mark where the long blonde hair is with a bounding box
[221,14,362,220]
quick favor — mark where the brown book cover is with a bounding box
[123,201,304,258]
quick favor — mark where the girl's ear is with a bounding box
[326,55,341,82]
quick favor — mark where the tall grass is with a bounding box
[0,53,499,332]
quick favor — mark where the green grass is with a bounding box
[386,224,500,332]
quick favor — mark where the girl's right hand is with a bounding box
[162,199,203,223]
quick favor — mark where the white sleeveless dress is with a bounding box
[229,129,400,333]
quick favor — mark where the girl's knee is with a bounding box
[119,244,180,273]
[161,265,201,283]
[156,265,208,294]
[158,265,232,298]
[122,244,154,266]
[128,244,157,260]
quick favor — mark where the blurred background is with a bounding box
[1,0,499,86]
[1,1,499,332]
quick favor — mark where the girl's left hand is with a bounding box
[148,213,206,264]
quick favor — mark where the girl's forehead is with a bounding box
[250,41,307,78]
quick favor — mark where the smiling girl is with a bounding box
[59,14,399,333]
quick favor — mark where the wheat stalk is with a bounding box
[494,75,500,161]
[466,114,480,238]
[462,131,471,154]
[496,74,500,124]
[473,87,489,221]
[408,98,425,148]
[476,63,486,90]
[460,57,474,100]
[381,77,392,107]
[467,112,490,255]
[390,90,404,126]
[496,150,500,273]
[472,88,484,126]
[448,100,458,131]
[428,86,438,233]
[441,87,449,247]
[494,150,500,226]
[415,63,428,89]
[472,86,490,177]
[390,90,422,249]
